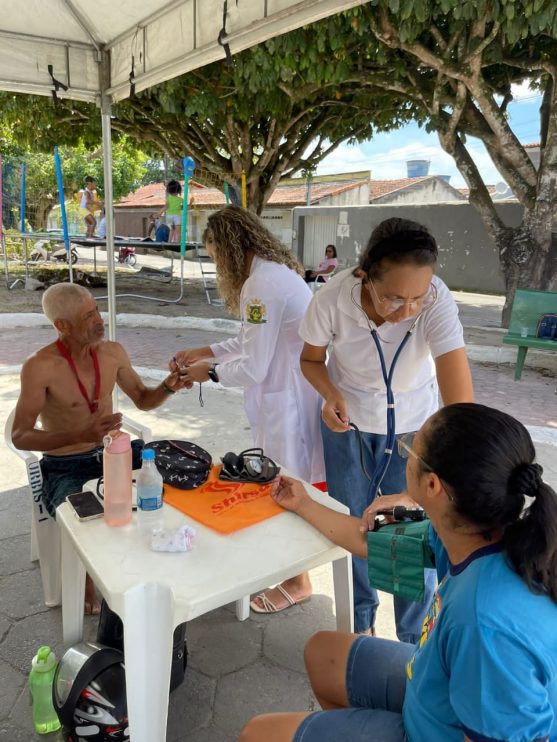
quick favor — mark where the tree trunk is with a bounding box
[497,212,557,326]
[246,179,266,215]
[33,197,56,232]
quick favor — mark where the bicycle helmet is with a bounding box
[53,642,129,741]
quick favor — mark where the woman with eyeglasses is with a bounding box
[239,403,557,742]
[299,217,474,639]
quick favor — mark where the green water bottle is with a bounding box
[29,646,61,734]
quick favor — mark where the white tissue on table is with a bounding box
[150,525,196,552]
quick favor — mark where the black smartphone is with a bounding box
[66,491,104,521]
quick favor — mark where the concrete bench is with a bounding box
[502,288,557,380]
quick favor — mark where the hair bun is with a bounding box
[510,462,543,498]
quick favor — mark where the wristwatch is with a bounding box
[207,363,219,383]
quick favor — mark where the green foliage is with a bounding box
[139,157,182,186]
[367,0,557,42]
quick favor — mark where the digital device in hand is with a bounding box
[66,490,104,521]
[374,506,426,530]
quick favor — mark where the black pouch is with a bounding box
[219,447,280,484]
[146,440,212,490]
[96,600,188,693]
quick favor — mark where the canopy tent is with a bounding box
[0,0,367,338]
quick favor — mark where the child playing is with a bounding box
[79,176,102,238]
[159,180,183,243]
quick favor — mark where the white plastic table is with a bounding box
[58,479,353,742]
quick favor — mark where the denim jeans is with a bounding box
[293,636,412,742]
[321,421,436,641]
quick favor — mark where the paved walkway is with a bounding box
[1,325,555,429]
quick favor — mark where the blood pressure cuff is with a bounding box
[367,519,435,603]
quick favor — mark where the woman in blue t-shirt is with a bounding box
[239,403,557,742]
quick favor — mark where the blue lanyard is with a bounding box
[348,280,436,498]
[367,328,412,499]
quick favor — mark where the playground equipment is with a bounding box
[95,155,197,306]
[1,148,77,288]
[1,151,204,306]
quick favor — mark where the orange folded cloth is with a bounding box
[164,465,282,534]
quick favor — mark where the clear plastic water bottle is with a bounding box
[29,646,61,734]
[136,448,164,538]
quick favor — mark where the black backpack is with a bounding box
[97,601,187,693]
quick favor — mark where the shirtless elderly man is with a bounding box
[11,283,188,610]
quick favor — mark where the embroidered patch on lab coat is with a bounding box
[246,299,267,324]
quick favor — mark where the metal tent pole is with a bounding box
[101,106,116,342]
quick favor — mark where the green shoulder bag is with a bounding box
[367,519,434,603]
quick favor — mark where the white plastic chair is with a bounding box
[310,272,335,293]
[4,409,152,608]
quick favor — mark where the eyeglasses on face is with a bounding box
[397,433,433,471]
[397,433,454,502]
[368,280,437,314]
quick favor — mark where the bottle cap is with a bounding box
[142,448,155,461]
[103,431,131,454]
[32,646,57,673]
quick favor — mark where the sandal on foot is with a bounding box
[250,584,311,614]
[84,599,102,616]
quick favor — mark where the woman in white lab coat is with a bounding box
[172,205,323,613]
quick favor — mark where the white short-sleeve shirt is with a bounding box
[299,268,465,434]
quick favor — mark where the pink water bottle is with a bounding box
[103,431,132,527]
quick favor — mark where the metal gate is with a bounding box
[302,215,338,267]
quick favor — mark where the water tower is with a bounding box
[406,160,430,178]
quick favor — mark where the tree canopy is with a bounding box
[0,16,420,212]
[349,0,557,317]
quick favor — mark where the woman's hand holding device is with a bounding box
[322,389,351,432]
[360,491,419,532]
[170,347,214,372]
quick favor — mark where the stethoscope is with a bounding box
[349,280,438,499]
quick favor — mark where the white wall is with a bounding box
[292,202,525,293]
[372,179,463,205]
[318,183,370,206]
[260,209,293,245]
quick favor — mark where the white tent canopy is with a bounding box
[0,0,366,102]
[0,0,367,336]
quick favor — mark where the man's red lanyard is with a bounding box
[56,339,101,414]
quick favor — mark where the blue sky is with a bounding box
[316,81,542,187]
